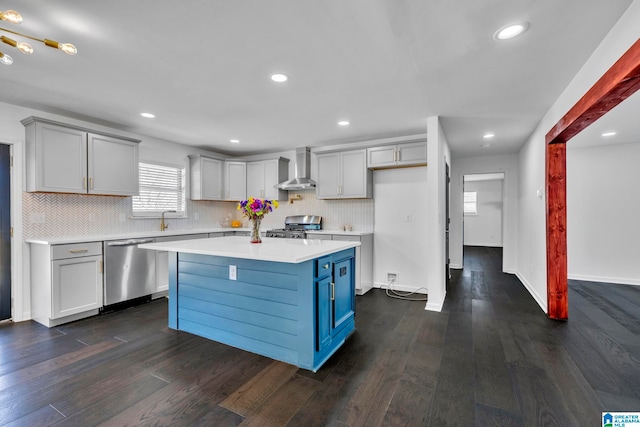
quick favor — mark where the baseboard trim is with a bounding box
[373,282,428,294]
[568,274,640,287]
[425,292,446,312]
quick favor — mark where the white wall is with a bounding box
[450,154,518,272]
[567,142,640,285]
[517,0,640,312]
[463,179,503,247]
[425,116,451,311]
[373,167,428,293]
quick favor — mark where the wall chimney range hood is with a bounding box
[276,147,316,190]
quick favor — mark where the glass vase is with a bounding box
[250,217,262,244]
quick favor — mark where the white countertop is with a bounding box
[139,236,360,263]
[25,227,250,245]
[305,229,373,236]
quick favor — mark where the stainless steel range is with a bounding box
[266,215,322,239]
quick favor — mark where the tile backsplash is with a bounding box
[23,189,374,239]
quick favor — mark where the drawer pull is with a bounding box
[323,263,330,270]
[69,249,89,254]
[331,282,335,301]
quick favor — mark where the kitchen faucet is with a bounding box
[160,210,176,231]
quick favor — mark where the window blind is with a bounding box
[463,191,477,215]
[132,162,185,215]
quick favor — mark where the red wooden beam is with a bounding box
[546,142,567,320]
[545,38,640,320]
[546,38,640,145]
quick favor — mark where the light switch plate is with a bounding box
[229,265,237,281]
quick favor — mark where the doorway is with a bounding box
[462,172,505,264]
[0,143,11,321]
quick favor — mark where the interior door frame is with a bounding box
[0,144,10,321]
[545,38,640,320]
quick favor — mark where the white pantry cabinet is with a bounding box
[367,140,427,169]
[30,241,103,327]
[22,117,140,196]
[246,157,289,201]
[189,154,224,200]
[316,149,372,199]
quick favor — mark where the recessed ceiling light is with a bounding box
[483,133,495,139]
[230,139,240,144]
[338,120,350,126]
[270,73,288,83]
[140,112,155,118]
[601,131,616,137]
[494,22,529,40]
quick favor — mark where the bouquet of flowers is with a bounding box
[237,198,278,220]
[237,198,278,243]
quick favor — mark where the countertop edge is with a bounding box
[139,237,360,264]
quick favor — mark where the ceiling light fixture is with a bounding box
[483,133,495,139]
[494,22,529,40]
[601,131,616,137]
[0,8,77,66]
[230,139,240,144]
[140,112,155,118]
[270,73,288,83]
[338,120,350,126]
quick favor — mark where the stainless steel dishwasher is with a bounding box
[103,238,156,306]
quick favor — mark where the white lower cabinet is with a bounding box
[30,241,103,327]
[155,233,209,293]
[306,232,374,295]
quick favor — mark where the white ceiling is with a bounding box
[0,1,634,156]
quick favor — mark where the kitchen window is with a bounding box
[463,191,477,216]
[132,162,186,217]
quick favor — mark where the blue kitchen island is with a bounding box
[140,236,359,372]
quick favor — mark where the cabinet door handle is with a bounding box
[323,263,330,270]
[331,282,335,301]
[89,177,93,190]
[69,249,89,254]
[83,177,87,189]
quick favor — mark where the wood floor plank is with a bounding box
[239,375,320,427]
[220,361,299,417]
[0,338,123,392]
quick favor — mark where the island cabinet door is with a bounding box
[333,257,354,331]
[316,275,333,351]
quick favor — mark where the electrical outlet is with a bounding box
[229,265,237,281]
[387,272,397,282]
[194,212,200,220]
[404,213,412,222]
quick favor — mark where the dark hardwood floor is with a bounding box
[1,246,639,426]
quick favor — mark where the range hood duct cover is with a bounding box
[277,147,316,190]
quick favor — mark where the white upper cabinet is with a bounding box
[88,133,139,196]
[316,149,372,199]
[22,117,140,196]
[367,140,427,169]
[246,157,289,201]
[189,155,223,200]
[224,161,246,201]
